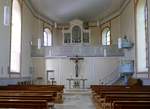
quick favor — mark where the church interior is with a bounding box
[0,0,150,108]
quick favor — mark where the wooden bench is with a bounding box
[1,85,64,92]
[0,91,55,108]
[93,91,150,103]
[91,85,150,109]
[103,94,150,109]
[91,85,150,99]
[0,90,57,101]
[0,85,65,108]
[0,85,64,103]
[91,85,150,92]
[0,93,53,102]
[113,101,150,109]
[0,99,48,109]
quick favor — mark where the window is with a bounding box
[102,27,111,46]
[43,28,52,46]
[64,33,71,44]
[83,30,90,44]
[10,0,21,73]
[72,25,81,43]
[136,0,148,72]
[144,1,149,68]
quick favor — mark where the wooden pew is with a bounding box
[0,91,54,108]
[104,94,150,109]
[91,85,150,99]
[91,85,150,109]
[0,99,48,109]
[113,101,150,109]
[1,85,64,91]
[0,85,64,103]
[0,85,65,108]
[99,91,150,98]
[91,85,150,94]
[0,93,53,102]
[0,90,57,101]
[93,90,150,104]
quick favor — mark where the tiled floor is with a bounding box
[55,92,96,109]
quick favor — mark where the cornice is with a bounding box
[24,0,130,27]
[100,0,130,24]
[24,0,54,25]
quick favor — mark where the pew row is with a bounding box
[113,101,150,109]
[91,85,150,109]
[0,91,55,108]
[0,99,48,109]
[0,85,64,103]
[0,85,64,108]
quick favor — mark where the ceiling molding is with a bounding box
[24,0,130,28]
[100,0,130,24]
[24,0,54,25]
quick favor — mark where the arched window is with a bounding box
[136,0,148,72]
[102,27,111,46]
[10,0,21,73]
[72,25,81,43]
[43,28,52,46]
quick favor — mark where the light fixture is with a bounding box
[3,6,10,26]
[30,41,32,46]
[103,48,107,57]
[96,20,100,27]
[54,22,57,28]
[62,27,64,32]
[118,37,122,49]
[37,38,41,49]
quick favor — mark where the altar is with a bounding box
[67,78,87,89]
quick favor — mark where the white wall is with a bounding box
[120,0,136,60]
[119,0,137,78]
[0,0,141,85]
[0,0,11,78]
[0,1,34,81]
[32,18,43,46]
[46,57,120,88]
[111,16,121,45]
[32,57,46,85]
[148,0,150,71]
[30,8,123,87]
[21,2,34,77]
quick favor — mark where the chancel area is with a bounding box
[0,0,150,109]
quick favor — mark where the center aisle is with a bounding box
[55,89,96,109]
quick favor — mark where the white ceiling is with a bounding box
[29,0,125,23]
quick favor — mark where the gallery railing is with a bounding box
[31,45,124,57]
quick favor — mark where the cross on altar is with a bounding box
[70,55,84,77]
